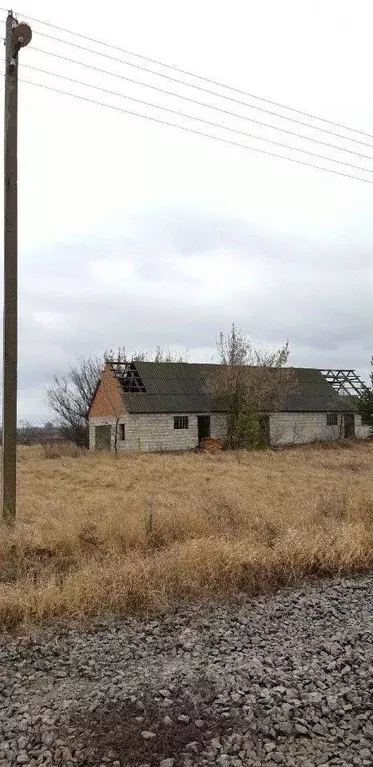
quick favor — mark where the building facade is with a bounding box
[88,361,371,452]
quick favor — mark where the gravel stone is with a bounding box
[0,575,373,766]
[163,716,172,726]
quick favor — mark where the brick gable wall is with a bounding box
[89,364,125,418]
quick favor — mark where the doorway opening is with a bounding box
[95,424,111,450]
[343,413,355,439]
[197,415,211,444]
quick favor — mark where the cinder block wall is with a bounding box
[270,412,342,445]
[270,412,371,446]
[89,411,369,452]
[124,414,198,452]
[355,415,371,439]
[89,412,228,452]
[210,413,227,442]
[89,416,117,450]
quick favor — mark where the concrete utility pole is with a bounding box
[2,13,32,524]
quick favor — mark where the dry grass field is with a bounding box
[0,441,373,630]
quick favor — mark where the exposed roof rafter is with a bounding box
[320,369,367,397]
[109,360,147,393]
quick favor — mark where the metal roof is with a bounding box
[114,362,355,414]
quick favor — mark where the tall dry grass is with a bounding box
[1,441,373,630]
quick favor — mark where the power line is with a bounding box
[19,62,373,176]
[13,7,373,143]
[27,29,373,152]
[28,46,373,163]
[15,74,373,186]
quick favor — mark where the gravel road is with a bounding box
[1,576,373,767]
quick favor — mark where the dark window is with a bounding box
[174,416,189,430]
[119,423,125,440]
[327,413,338,426]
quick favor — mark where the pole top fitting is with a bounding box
[12,21,32,48]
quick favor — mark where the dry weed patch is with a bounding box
[0,442,373,629]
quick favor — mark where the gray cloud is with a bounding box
[13,207,373,422]
[5,0,373,424]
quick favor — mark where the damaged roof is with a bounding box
[110,361,355,415]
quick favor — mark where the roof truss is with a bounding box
[110,361,146,393]
[320,369,367,397]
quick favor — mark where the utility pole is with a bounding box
[2,13,32,524]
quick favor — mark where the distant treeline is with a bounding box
[0,423,68,445]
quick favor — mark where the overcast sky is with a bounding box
[1,0,373,423]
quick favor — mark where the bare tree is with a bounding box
[208,324,292,449]
[153,346,188,363]
[46,355,103,446]
[358,355,373,434]
[46,346,188,446]
[105,346,188,364]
